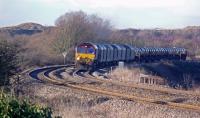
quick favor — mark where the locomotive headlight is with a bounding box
[76,57,80,61]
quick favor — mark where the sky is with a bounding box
[0,0,200,29]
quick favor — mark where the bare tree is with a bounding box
[52,29,71,54]
[53,11,112,62]
[55,11,112,43]
[55,11,89,45]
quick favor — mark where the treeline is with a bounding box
[112,29,200,57]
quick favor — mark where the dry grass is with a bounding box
[77,101,199,118]
[89,99,200,118]
[16,78,200,118]
[108,67,141,84]
[15,69,200,118]
[108,67,164,85]
[17,81,110,118]
[193,87,200,94]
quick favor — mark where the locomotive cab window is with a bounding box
[87,47,95,54]
[77,45,95,54]
[77,47,86,53]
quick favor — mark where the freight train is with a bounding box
[75,42,187,70]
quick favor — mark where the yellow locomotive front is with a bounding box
[75,43,96,69]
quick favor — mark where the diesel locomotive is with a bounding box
[75,42,187,70]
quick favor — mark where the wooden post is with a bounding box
[150,78,152,85]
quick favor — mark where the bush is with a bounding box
[0,39,19,85]
[0,92,52,118]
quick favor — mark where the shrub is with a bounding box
[0,92,52,118]
[0,39,19,85]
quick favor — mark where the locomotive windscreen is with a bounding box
[87,47,95,54]
[77,46,86,53]
[77,44,95,54]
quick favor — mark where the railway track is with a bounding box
[72,69,200,106]
[100,67,200,96]
[28,65,200,112]
[70,67,200,98]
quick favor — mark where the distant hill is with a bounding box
[0,23,61,67]
[0,23,53,37]
[117,26,200,41]
[1,22,200,41]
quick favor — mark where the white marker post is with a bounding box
[62,51,67,65]
[118,61,124,68]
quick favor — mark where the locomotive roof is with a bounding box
[77,42,186,51]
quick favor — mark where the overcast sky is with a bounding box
[0,0,200,29]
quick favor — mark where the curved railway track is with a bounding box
[73,67,200,97]
[28,65,200,112]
